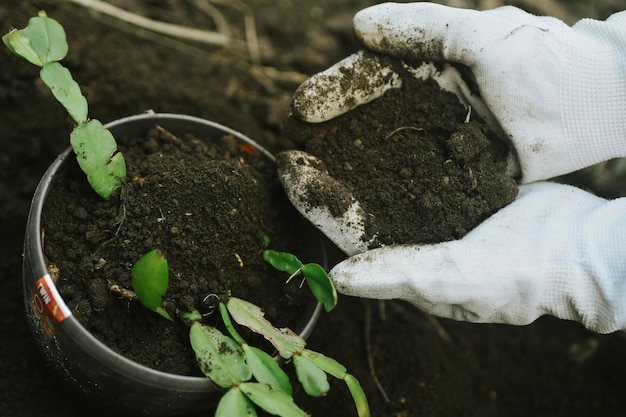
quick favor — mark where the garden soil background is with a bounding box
[2,1,626,416]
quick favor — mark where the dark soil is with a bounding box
[284,55,518,248]
[42,125,313,375]
[3,1,626,417]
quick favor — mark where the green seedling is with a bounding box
[131,249,173,321]
[225,297,370,417]
[6,12,365,416]
[3,12,126,200]
[184,296,369,417]
[180,246,368,417]
[131,245,369,416]
[263,250,337,312]
[189,314,306,417]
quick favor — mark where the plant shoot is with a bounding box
[3,11,126,200]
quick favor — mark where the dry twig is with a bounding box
[58,0,231,46]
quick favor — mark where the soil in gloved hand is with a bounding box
[284,60,518,248]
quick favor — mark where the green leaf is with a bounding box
[215,386,257,417]
[219,302,246,345]
[226,297,306,359]
[189,322,251,388]
[300,349,346,380]
[242,344,293,395]
[40,62,88,124]
[345,374,371,417]
[240,382,307,417]
[70,119,126,200]
[2,12,68,66]
[3,29,44,66]
[293,354,330,397]
[132,249,169,310]
[301,263,337,312]
[263,250,302,275]
[299,350,370,417]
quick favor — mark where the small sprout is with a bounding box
[132,248,367,416]
[264,249,337,312]
[3,12,126,200]
[131,249,172,321]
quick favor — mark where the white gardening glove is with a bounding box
[293,3,626,183]
[330,182,626,333]
[278,4,626,332]
[278,153,626,332]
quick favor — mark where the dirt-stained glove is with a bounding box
[328,182,626,333]
[293,3,626,183]
[278,4,626,333]
[278,153,626,332]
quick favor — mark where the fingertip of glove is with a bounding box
[292,79,337,123]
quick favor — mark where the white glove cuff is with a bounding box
[522,12,626,183]
[562,13,626,171]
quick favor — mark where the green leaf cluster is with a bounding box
[3,11,125,200]
[190,315,306,417]
[130,244,368,416]
[187,296,369,417]
[225,297,370,417]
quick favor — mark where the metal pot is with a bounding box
[22,112,324,415]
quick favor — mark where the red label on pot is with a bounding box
[31,274,72,338]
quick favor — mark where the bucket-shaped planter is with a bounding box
[22,112,325,415]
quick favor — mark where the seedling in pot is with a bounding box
[187,304,307,417]
[7,12,366,416]
[220,296,370,417]
[133,248,369,417]
[3,11,126,200]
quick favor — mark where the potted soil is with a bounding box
[23,111,325,415]
[10,12,372,417]
[281,53,519,250]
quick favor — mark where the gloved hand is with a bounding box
[279,3,626,333]
[329,181,626,333]
[293,2,626,183]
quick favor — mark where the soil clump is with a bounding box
[285,57,518,247]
